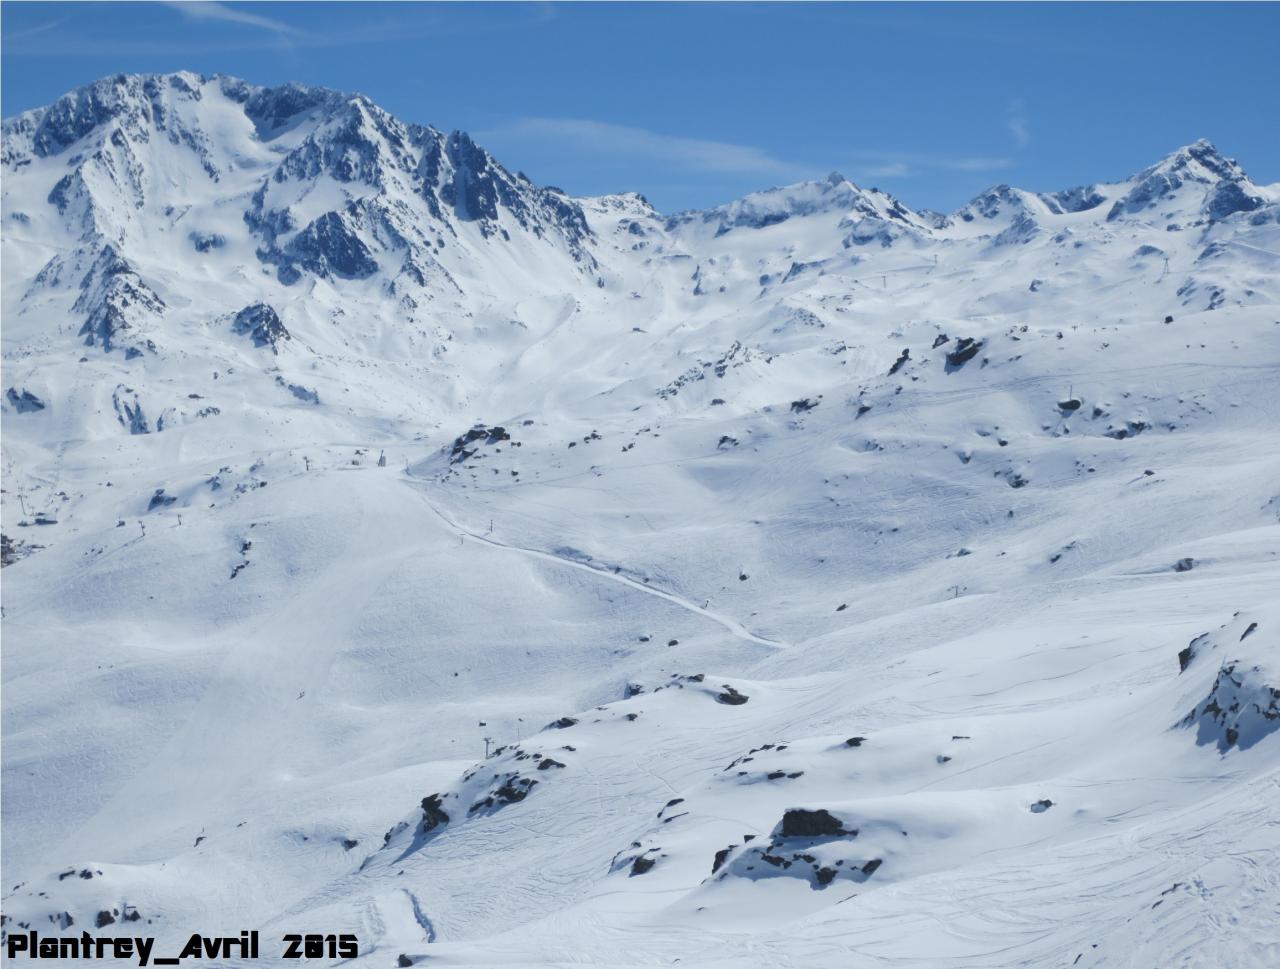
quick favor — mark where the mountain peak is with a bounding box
[1104,138,1264,224]
[1148,138,1247,183]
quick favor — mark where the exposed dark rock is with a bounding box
[112,385,149,434]
[715,685,749,705]
[1174,557,1195,573]
[449,424,511,463]
[420,793,450,832]
[76,247,166,353]
[548,717,578,729]
[945,337,984,370]
[274,377,319,404]
[470,775,538,813]
[188,231,226,252]
[284,211,379,280]
[1104,419,1150,440]
[147,489,176,511]
[6,388,46,413]
[1206,180,1263,221]
[232,303,290,352]
[1181,660,1280,751]
[888,348,910,375]
[712,846,732,874]
[780,809,849,838]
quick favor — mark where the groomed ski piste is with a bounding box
[2,73,1279,967]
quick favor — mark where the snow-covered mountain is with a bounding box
[3,73,1279,968]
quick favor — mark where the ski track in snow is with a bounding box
[408,476,791,652]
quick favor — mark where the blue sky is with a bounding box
[3,2,1277,213]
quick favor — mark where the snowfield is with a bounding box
[2,73,1279,968]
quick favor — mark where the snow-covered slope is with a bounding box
[3,74,1279,968]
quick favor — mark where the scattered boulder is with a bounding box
[715,685,749,706]
[189,231,226,252]
[470,774,537,814]
[420,794,450,833]
[780,809,849,838]
[945,337,984,370]
[449,424,511,463]
[274,377,319,404]
[6,388,45,413]
[1104,419,1150,440]
[147,489,177,511]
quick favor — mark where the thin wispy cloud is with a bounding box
[845,152,1014,181]
[4,6,557,58]
[1007,99,1031,147]
[482,118,810,179]
[485,117,1014,190]
[162,1,304,38]
[860,161,911,179]
[4,18,67,42]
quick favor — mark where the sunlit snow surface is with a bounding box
[3,74,1279,968]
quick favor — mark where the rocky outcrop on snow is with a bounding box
[73,246,165,354]
[231,303,290,352]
